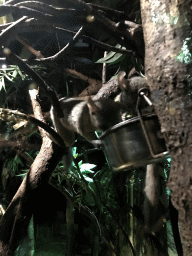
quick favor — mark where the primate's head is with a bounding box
[87,97,122,131]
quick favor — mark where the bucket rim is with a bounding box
[99,113,157,139]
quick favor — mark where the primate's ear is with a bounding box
[117,71,128,91]
[87,97,100,116]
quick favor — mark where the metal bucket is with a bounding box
[93,114,169,171]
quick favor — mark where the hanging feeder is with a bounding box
[93,89,169,171]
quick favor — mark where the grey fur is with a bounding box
[50,97,122,147]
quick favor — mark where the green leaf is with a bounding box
[78,160,83,167]
[96,51,116,63]
[84,177,93,182]
[4,73,13,82]
[11,69,18,79]
[108,68,120,82]
[96,44,123,63]
[80,163,96,173]
[104,52,123,63]
[0,76,5,91]
[71,146,77,157]
[16,67,25,80]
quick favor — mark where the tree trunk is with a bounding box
[140,0,192,254]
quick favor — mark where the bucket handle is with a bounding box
[136,88,168,158]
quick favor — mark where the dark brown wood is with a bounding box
[141,0,192,254]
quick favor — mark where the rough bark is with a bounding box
[0,89,66,255]
[140,0,192,254]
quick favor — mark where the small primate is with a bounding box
[117,70,149,117]
[117,70,161,232]
[50,96,122,147]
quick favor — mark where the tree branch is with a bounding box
[88,3,129,21]
[14,1,70,16]
[93,76,120,100]
[0,4,54,20]
[0,107,66,147]
[2,49,63,118]
[0,89,66,255]
[0,15,28,47]
[1,2,144,57]
[0,140,40,151]
[65,68,102,96]
[35,26,85,62]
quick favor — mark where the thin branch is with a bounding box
[0,54,119,100]
[4,0,53,5]
[1,19,133,57]
[0,57,102,96]
[65,68,102,96]
[16,36,44,59]
[2,1,144,57]
[82,34,133,54]
[88,3,129,20]
[13,19,133,55]
[0,4,53,20]
[55,26,133,54]
[102,51,107,84]
[2,49,63,118]
[64,0,119,31]
[0,140,40,151]
[35,26,85,62]
[14,1,72,16]
[29,116,66,147]
[64,0,141,55]
[5,0,25,4]
[0,22,12,30]
[53,0,86,9]
[0,16,28,47]
[1,4,84,29]
[0,108,65,148]
[0,19,55,34]
[17,150,33,164]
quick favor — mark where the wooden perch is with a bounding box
[93,76,120,100]
[65,68,102,97]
